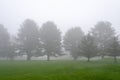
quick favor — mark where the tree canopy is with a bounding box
[107,36,120,63]
[17,19,40,60]
[40,21,61,61]
[91,21,115,58]
[0,24,10,58]
[63,27,84,60]
[80,33,98,62]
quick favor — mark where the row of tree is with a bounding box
[0,19,119,62]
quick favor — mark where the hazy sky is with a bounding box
[0,0,120,35]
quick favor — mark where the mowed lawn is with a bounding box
[0,59,120,80]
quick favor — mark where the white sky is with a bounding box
[0,0,120,35]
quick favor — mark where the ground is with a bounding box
[0,58,120,80]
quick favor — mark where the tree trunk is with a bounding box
[27,55,31,61]
[101,55,104,59]
[9,57,14,61]
[26,50,32,61]
[114,56,117,63]
[73,56,77,60]
[47,54,50,61]
[87,57,90,62]
[6,57,9,60]
[73,58,77,60]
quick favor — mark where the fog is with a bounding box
[1,1,120,80]
[0,0,120,35]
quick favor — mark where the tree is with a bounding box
[80,33,98,62]
[17,19,40,60]
[40,21,61,61]
[7,36,19,60]
[91,21,115,59]
[107,36,120,63]
[63,27,84,60]
[0,24,10,59]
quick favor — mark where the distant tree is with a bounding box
[17,19,40,60]
[7,42,16,60]
[40,21,61,61]
[91,21,115,59]
[107,36,120,63]
[7,36,19,60]
[0,24,10,59]
[63,27,84,60]
[80,33,98,62]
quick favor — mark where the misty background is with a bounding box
[0,1,120,80]
[0,0,120,35]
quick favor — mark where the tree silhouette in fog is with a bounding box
[17,19,40,60]
[63,27,84,60]
[40,21,61,61]
[91,21,115,59]
[107,36,120,63]
[0,24,10,58]
[80,33,98,62]
[0,19,120,62]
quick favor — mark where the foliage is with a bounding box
[63,27,84,60]
[17,19,40,60]
[40,21,61,61]
[0,24,10,58]
[107,36,120,63]
[91,21,115,58]
[80,33,98,62]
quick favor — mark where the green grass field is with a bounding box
[0,59,120,80]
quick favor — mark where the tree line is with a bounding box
[0,19,119,62]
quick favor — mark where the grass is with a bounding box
[0,59,120,80]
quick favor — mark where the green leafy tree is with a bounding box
[40,21,61,61]
[63,27,84,60]
[17,19,40,60]
[80,33,98,62]
[91,21,115,58]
